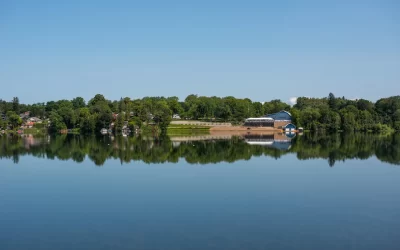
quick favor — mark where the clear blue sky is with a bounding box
[1,0,399,104]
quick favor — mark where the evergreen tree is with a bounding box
[12,97,20,114]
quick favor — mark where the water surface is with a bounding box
[1,133,399,250]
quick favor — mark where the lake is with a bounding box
[1,132,400,250]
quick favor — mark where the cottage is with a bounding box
[20,111,30,120]
[29,117,42,123]
[25,121,34,128]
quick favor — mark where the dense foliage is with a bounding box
[1,93,400,133]
[292,94,400,131]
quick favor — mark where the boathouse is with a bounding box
[245,110,293,128]
[283,123,296,132]
[265,110,292,121]
[265,110,292,128]
[243,117,274,127]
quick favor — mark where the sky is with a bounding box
[0,0,399,104]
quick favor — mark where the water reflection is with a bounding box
[0,132,399,166]
[244,133,294,150]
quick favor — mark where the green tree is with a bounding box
[357,110,374,131]
[78,108,96,134]
[215,102,232,121]
[118,97,126,113]
[299,108,321,130]
[58,105,76,128]
[394,121,400,131]
[49,111,67,132]
[131,99,147,122]
[45,101,59,113]
[88,94,107,107]
[0,99,5,114]
[357,99,374,112]
[328,93,337,110]
[393,109,400,122]
[326,111,341,131]
[152,100,172,132]
[0,119,5,130]
[375,96,400,124]
[115,114,124,133]
[71,97,86,109]
[12,97,20,114]
[123,97,132,120]
[252,102,264,117]
[30,103,46,118]
[6,111,22,129]
[6,111,22,130]
[263,99,290,114]
[167,96,183,116]
[340,107,357,131]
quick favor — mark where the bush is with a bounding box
[394,121,400,131]
[33,123,46,129]
[129,117,142,128]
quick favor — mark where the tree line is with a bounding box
[292,93,400,132]
[1,93,400,133]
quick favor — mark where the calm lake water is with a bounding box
[1,133,400,250]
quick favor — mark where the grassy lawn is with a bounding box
[168,124,210,130]
[23,128,48,135]
[167,124,210,135]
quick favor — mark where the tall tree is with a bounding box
[72,97,86,109]
[6,111,22,130]
[152,100,172,133]
[88,94,107,107]
[263,99,290,114]
[252,102,264,117]
[114,114,124,133]
[12,97,20,114]
[167,96,183,116]
[328,93,338,110]
[48,111,67,132]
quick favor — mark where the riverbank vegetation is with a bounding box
[291,94,399,132]
[1,93,399,134]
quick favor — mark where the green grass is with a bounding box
[23,128,48,135]
[167,125,210,135]
[167,130,210,136]
[168,124,210,129]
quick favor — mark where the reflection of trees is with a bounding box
[375,133,400,165]
[291,132,400,166]
[0,133,399,166]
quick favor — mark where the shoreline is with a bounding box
[210,126,287,132]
